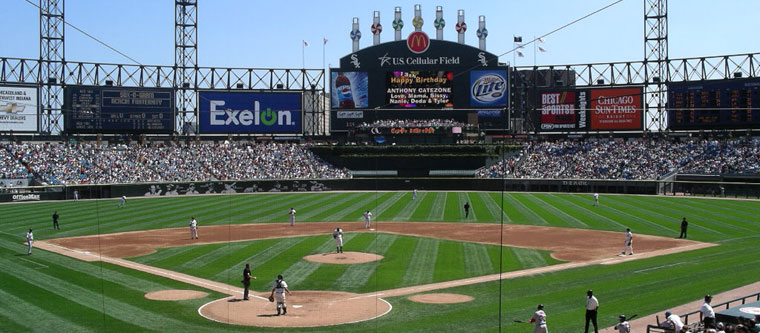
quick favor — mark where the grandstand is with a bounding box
[1,1,759,332]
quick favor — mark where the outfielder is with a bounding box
[530,304,547,333]
[333,227,344,253]
[189,217,198,239]
[269,274,291,316]
[614,315,631,333]
[288,208,296,226]
[619,228,634,256]
[413,189,417,200]
[25,228,33,255]
[118,195,127,208]
[363,210,372,229]
[593,193,599,206]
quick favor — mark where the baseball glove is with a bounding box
[268,295,275,303]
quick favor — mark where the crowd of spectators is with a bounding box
[356,119,473,129]
[477,138,760,180]
[0,148,31,180]
[1,141,351,185]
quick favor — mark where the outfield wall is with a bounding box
[0,178,659,202]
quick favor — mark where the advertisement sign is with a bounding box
[198,92,301,134]
[330,72,369,109]
[386,71,453,108]
[667,78,760,130]
[470,70,507,107]
[589,88,643,130]
[0,86,38,132]
[540,90,584,130]
[64,86,174,134]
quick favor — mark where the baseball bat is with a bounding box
[513,320,530,324]
[628,314,638,320]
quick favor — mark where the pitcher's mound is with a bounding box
[145,289,208,301]
[199,291,391,327]
[304,251,383,264]
[408,293,474,304]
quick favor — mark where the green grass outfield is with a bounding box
[0,192,759,332]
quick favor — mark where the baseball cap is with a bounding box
[665,311,672,316]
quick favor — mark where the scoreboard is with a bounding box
[667,78,760,130]
[64,86,175,134]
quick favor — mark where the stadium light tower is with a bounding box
[644,0,668,131]
[40,0,65,134]
[175,0,198,135]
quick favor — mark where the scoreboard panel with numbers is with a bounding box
[64,86,175,134]
[667,78,760,130]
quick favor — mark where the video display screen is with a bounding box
[385,71,453,108]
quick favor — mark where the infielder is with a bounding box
[363,210,372,229]
[25,228,33,255]
[118,195,127,208]
[333,227,344,253]
[593,193,599,206]
[529,304,547,333]
[619,228,634,256]
[614,315,631,333]
[288,208,296,226]
[269,274,291,316]
[189,216,198,239]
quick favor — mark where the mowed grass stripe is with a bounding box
[321,192,377,221]
[470,192,496,222]
[625,196,743,235]
[255,193,340,223]
[561,194,672,234]
[644,196,760,233]
[333,234,398,290]
[478,192,508,222]
[527,193,589,228]
[410,192,435,221]
[547,194,632,231]
[444,192,462,221]
[512,193,571,227]
[512,247,549,269]
[207,237,304,282]
[199,240,277,283]
[369,191,405,222]
[283,234,360,288]
[426,192,447,221]
[433,241,466,282]
[0,276,90,332]
[679,198,760,221]
[463,242,493,276]
[401,237,439,286]
[603,195,726,236]
[497,193,545,225]
[390,192,426,221]
[370,235,417,292]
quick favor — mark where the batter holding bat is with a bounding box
[527,304,547,333]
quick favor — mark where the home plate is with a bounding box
[292,305,303,308]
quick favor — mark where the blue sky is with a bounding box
[0,0,758,70]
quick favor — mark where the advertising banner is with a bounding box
[330,72,369,109]
[386,70,453,108]
[0,86,38,132]
[667,78,760,130]
[470,70,507,107]
[589,87,643,130]
[198,92,302,134]
[64,86,174,134]
[540,90,586,131]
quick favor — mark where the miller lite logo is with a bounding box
[406,31,430,54]
[471,71,507,106]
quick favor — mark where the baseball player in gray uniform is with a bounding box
[363,210,372,229]
[619,228,634,256]
[189,217,198,239]
[530,304,547,333]
[333,227,344,253]
[25,228,33,255]
[614,315,631,333]
[118,195,127,208]
[269,274,291,316]
[593,193,599,206]
[288,208,296,226]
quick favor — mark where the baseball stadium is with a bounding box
[1,1,759,332]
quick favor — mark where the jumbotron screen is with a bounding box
[667,78,760,129]
[385,71,453,108]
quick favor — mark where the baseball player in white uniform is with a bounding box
[288,208,296,226]
[25,228,33,255]
[333,227,344,253]
[118,195,127,208]
[619,228,634,256]
[363,210,372,229]
[614,315,631,333]
[269,274,291,316]
[661,311,683,333]
[530,304,547,333]
[593,193,599,206]
[413,189,417,200]
[189,217,198,239]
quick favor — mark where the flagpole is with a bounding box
[302,41,305,69]
[533,36,536,68]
